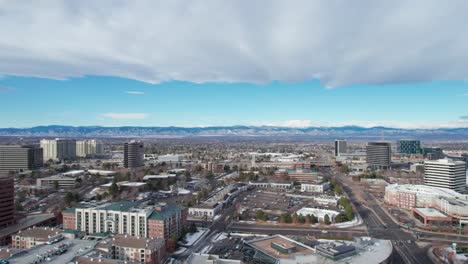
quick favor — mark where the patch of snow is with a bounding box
[179,228,208,247]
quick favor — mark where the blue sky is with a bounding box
[1,75,467,128]
[1,1,468,128]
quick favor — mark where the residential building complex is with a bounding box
[95,234,166,264]
[76,139,104,158]
[0,176,15,228]
[124,141,144,168]
[12,227,63,249]
[334,139,347,157]
[40,138,76,161]
[366,142,391,169]
[385,184,468,224]
[62,201,187,244]
[0,145,43,172]
[424,158,466,193]
[396,140,421,154]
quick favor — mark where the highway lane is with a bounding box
[324,169,434,264]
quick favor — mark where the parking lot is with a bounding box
[239,189,313,221]
[208,235,251,261]
[9,238,97,264]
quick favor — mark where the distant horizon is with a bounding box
[2,124,468,130]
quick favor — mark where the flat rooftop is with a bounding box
[414,207,449,218]
[246,235,314,260]
[386,184,468,202]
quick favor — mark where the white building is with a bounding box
[37,175,76,188]
[296,208,340,222]
[188,202,222,219]
[424,158,466,193]
[300,182,330,193]
[40,138,76,161]
[158,154,184,163]
[248,182,293,190]
[314,195,340,206]
[76,139,104,157]
[87,170,116,176]
[74,201,153,237]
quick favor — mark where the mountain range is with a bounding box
[0,125,468,140]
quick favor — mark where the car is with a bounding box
[321,230,328,234]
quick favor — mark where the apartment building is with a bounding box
[63,202,187,244]
[76,139,104,158]
[12,227,62,249]
[40,138,76,161]
[385,184,468,223]
[96,234,166,264]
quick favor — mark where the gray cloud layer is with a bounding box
[1,1,468,86]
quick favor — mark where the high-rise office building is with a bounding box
[396,140,421,154]
[76,139,104,158]
[366,142,391,169]
[334,139,347,157]
[422,147,444,160]
[424,158,466,193]
[0,176,15,228]
[124,141,144,168]
[40,139,76,161]
[0,145,43,172]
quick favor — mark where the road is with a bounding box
[324,169,435,264]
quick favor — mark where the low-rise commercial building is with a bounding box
[275,168,319,183]
[248,182,293,190]
[188,202,222,220]
[300,182,330,193]
[36,175,76,188]
[157,154,184,163]
[296,208,340,223]
[244,235,315,264]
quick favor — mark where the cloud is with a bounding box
[98,113,149,120]
[0,1,468,87]
[252,119,468,129]
[126,91,145,95]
